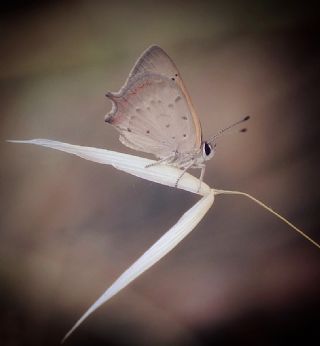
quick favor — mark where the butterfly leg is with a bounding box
[197,164,206,193]
[174,161,195,188]
[145,153,176,168]
[199,164,205,181]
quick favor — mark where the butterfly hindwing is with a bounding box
[105,73,197,158]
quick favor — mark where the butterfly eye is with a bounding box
[203,142,214,160]
[205,143,211,155]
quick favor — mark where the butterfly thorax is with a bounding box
[166,140,215,169]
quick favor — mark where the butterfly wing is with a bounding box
[129,45,181,79]
[105,45,202,158]
[129,45,202,147]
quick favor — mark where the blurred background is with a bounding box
[1,1,320,345]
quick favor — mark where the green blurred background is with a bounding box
[1,1,319,345]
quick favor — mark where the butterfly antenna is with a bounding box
[208,116,250,144]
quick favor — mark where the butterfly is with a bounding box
[105,45,249,187]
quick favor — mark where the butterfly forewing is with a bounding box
[129,45,180,80]
[105,45,202,159]
[131,45,202,146]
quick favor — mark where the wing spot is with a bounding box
[175,73,178,77]
[183,134,187,138]
[171,77,175,81]
[146,130,150,134]
[136,108,141,113]
[127,128,132,132]
[175,96,181,103]
[172,136,175,139]
[182,116,187,120]
[165,124,170,128]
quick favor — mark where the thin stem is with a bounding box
[214,189,320,250]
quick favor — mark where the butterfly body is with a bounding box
[105,45,213,186]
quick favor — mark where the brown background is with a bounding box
[1,1,319,345]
